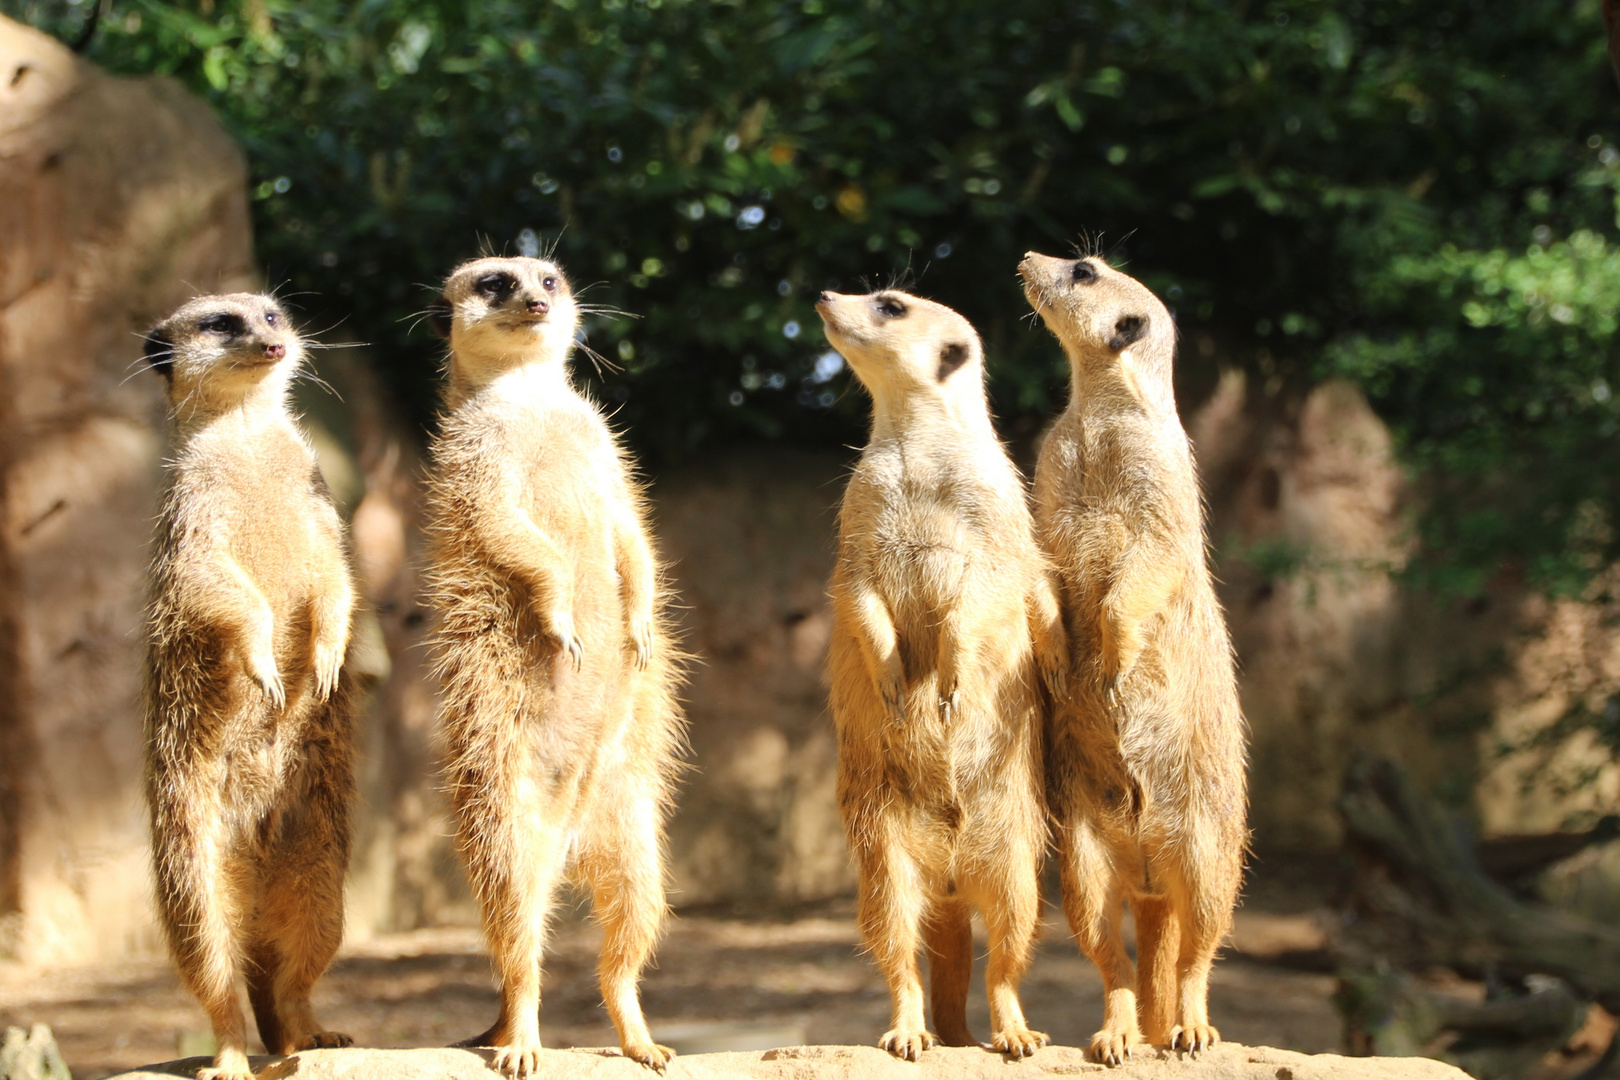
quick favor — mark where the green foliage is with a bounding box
[6,0,1619,592]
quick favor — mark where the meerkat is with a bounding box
[1018,252,1248,1063]
[816,288,1069,1061]
[424,256,685,1076]
[141,294,357,1080]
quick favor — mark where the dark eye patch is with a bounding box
[475,272,517,299]
[876,296,907,318]
[198,313,246,336]
[1071,260,1098,284]
[1108,314,1148,351]
[264,310,279,326]
[937,342,970,382]
[542,276,558,292]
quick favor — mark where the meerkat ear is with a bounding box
[937,342,970,382]
[1108,314,1148,352]
[428,295,453,339]
[142,329,176,380]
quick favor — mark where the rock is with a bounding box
[0,15,255,963]
[103,1043,1467,1080]
[0,1024,70,1080]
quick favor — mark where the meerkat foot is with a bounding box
[991,1024,1049,1059]
[297,1031,352,1050]
[1087,1027,1138,1066]
[491,1038,542,1078]
[1169,1023,1219,1054]
[621,1040,675,1072]
[879,1027,937,1062]
[196,1047,255,1080]
[1038,649,1068,700]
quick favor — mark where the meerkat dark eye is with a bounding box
[264,311,278,326]
[1071,260,1099,285]
[876,298,907,318]
[198,313,245,336]
[542,276,557,292]
[475,273,515,299]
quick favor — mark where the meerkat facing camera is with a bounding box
[425,256,685,1076]
[1019,252,1248,1063]
[142,294,357,1080]
[816,288,1067,1061]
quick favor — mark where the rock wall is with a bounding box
[0,16,255,962]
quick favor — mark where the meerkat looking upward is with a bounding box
[142,294,357,1080]
[816,288,1067,1062]
[1020,252,1248,1064]
[425,256,685,1077]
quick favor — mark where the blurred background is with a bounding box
[1,1,1619,1077]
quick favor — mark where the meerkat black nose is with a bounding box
[264,343,286,360]
[817,291,834,305]
[527,299,549,315]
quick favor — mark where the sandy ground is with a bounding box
[0,862,1344,1080]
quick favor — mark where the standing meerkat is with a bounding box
[425,256,684,1076]
[1019,252,1248,1063]
[816,288,1068,1062]
[142,294,357,1080]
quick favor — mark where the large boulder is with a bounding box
[104,1044,1469,1080]
[0,14,255,963]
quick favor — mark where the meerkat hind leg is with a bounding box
[963,847,1047,1058]
[577,789,674,1072]
[856,827,936,1061]
[1131,894,1178,1046]
[1166,866,1234,1054]
[250,764,354,1054]
[473,813,570,1079]
[153,805,255,1080]
[923,897,975,1047]
[1059,825,1139,1065]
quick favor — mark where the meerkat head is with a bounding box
[1018,251,1175,398]
[430,256,580,389]
[142,293,302,414]
[814,289,985,420]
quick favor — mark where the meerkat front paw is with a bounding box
[547,611,583,671]
[879,1026,937,1062]
[877,671,906,723]
[627,616,654,670]
[246,641,286,709]
[311,634,345,701]
[939,683,961,723]
[1169,1022,1219,1054]
[621,1040,675,1072]
[1036,638,1069,700]
[991,1024,1049,1059]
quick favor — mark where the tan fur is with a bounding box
[424,257,685,1076]
[142,294,357,1080]
[816,288,1068,1062]
[1019,253,1248,1062]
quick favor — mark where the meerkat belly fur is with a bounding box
[1019,252,1248,1062]
[424,257,684,1076]
[142,294,357,1080]
[815,288,1068,1061]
